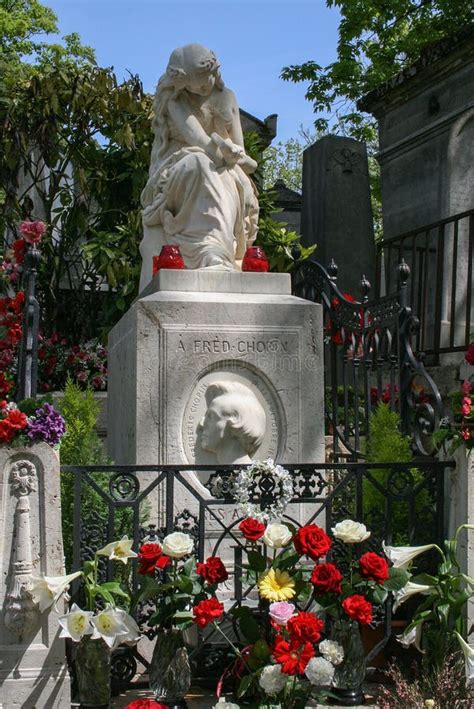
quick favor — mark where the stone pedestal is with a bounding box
[0,443,70,708]
[108,270,324,467]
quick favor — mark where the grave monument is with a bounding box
[108,45,325,545]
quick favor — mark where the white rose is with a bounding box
[162,532,194,559]
[332,520,370,544]
[262,523,292,549]
[319,639,344,666]
[259,664,288,695]
[304,656,335,686]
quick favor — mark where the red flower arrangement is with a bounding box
[287,611,324,644]
[124,700,168,709]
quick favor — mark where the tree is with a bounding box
[281,0,474,143]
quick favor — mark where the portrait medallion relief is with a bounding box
[182,365,284,464]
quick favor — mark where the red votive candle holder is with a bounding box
[242,246,269,272]
[153,245,185,275]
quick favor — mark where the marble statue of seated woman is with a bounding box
[139,43,260,292]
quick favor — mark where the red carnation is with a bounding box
[342,594,373,625]
[466,343,474,366]
[310,562,343,594]
[239,517,266,541]
[273,635,315,675]
[293,524,331,561]
[137,543,165,575]
[196,556,228,585]
[192,597,224,628]
[359,551,389,584]
[287,611,324,644]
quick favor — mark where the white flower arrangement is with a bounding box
[233,459,294,522]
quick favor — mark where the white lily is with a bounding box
[455,632,474,685]
[396,622,424,653]
[91,604,129,648]
[112,610,141,650]
[58,603,94,642]
[29,571,82,612]
[393,581,434,612]
[96,536,138,564]
[382,542,438,570]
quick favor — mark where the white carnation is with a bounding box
[319,639,344,666]
[304,656,335,686]
[259,664,288,695]
[332,520,370,544]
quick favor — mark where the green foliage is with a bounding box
[281,1,473,142]
[365,404,433,545]
[58,379,109,570]
[262,129,317,192]
[0,0,57,61]
[1,6,152,340]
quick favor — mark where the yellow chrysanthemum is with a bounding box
[258,568,296,602]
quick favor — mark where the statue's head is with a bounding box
[200,381,266,460]
[165,43,223,96]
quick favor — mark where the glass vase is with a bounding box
[149,627,191,708]
[75,636,111,707]
[331,619,366,706]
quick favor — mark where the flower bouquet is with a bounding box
[0,398,66,446]
[30,536,139,706]
[135,531,230,706]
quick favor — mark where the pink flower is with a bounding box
[19,220,46,245]
[461,397,472,417]
[269,601,296,626]
[461,381,472,396]
[461,428,471,441]
[466,343,474,366]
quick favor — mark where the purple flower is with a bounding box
[27,403,66,446]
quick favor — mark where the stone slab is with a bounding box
[140,269,292,298]
[0,443,70,708]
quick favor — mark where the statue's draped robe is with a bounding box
[139,98,258,292]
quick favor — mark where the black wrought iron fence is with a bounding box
[292,258,444,459]
[376,209,474,360]
[63,460,452,692]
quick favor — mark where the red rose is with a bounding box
[239,517,266,541]
[196,556,228,585]
[273,635,315,675]
[124,700,168,709]
[293,524,331,561]
[12,239,26,265]
[0,373,12,397]
[465,343,474,366]
[342,595,373,625]
[192,597,224,628]
[155,554,171,570]
[137,543,164,575]
[359,552,389,584]
[310,562,343,594]
[287,611,324,644]
[7,409,28,431]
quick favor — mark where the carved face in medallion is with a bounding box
[199,381,267,464]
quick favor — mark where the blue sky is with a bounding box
[44,0,340,144]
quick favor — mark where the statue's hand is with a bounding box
[211,133,244,167]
